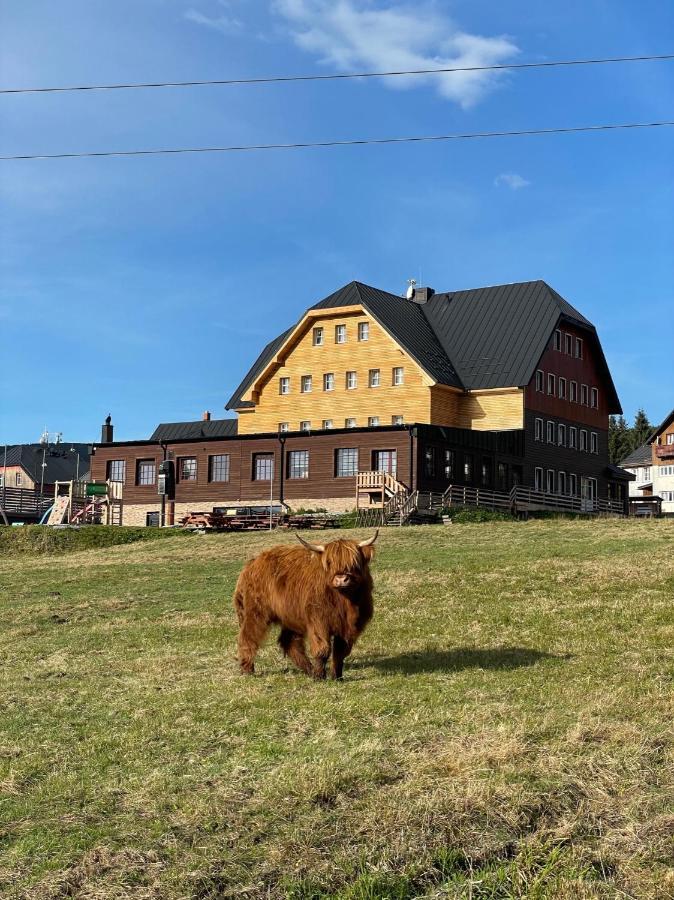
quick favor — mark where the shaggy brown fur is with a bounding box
[233,533,377,679]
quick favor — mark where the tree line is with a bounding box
[609,409,653,464]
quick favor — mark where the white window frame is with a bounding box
[323,372,334,392]
[392,415,404,425]
[547,373,556,395]
[535,467,544,491]
[536,370,544,392]
[575,337,583,359]
[581,384,589,406]
[345,417,357,428]
[569,426,577,449]
[368,368,381,388]
[546,469,555,493]
[569,473,577,496]
[558,471,566,494]
[346,371,357,390]
[312,327,324,346]
[554,329,561,351]
[357,322,369,342]
[322,419,333,430]
[300,375,312,393]
[279,377,290,395]
[580,429,588,452]
[368,416,380,427]
[570,381,578,403]
[535,417,543,441]
[558,376,566,400]
[278,422,289,433]
[558,424,566,447]
[392,366,404,386]
[591,387,598,409]
[335,324,347,344]
[547,421,555,444]
[300,420,311,432]
[590,432,598,454]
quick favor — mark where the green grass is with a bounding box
[1,520,673,899]
[0,524,186,555]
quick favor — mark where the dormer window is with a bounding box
[312,327,324,346]
[335,324,346,344]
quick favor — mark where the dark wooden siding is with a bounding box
[523,410,609,494]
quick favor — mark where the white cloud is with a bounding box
[494,172,531,190]
[185,2,243,35]
[272,0,518,108]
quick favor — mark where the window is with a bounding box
[358,321,369,341]
[535,418,543,441]
[554,329,561,351]
[178,457,197,481]
[558,424,566,447]
[300,420,311,432]
[575,337,583,359]
[424,447,436,478]
[667,434,674,445]
[322,419,333,429]
[481,457,492,487]
[253,453,273,481]
[0,474,3,488]
[536,370,544,392]
[392,415,404,425]
[497,461,508,490]
[444,450,454,480]
[373,449,397,476]
[547,421,555,444]
[345,417,357,428]
[107,460,126,482]
[209,454,230,482]
[146,511,160,527]
[335,324,346,344]
[548,373,556,395]
[581,384,588,406]
[392,367,404,386]
[565,333,572,355]
[558,471,566,494]
[463,454,473,482]
[580,430,588,452]
[591,387,598,409]
[368,369,380,388]
[558,377,567,399]
[570,381,578,402]
[312,326,324,346]
[346,371,357,390]
[591,432,598,454]
[15,472,22,486]
[279,377,290,395]
[569,426,577,449]
[547,469,555,493]
[569,473,577,496]
[323,372,334,391]
[287,450,309,479]
[336,448,358,477]
[660,466,674,476]
[279,422,289,433]
[368,416,380,427]
[662,491,674,502]
[136,459,156,486]
[301,375,312,393]
[535,467,544,491]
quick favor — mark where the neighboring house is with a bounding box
[620,444,653,497]
[90,279,629,525]
[649,408,674,514]
[0,443,91,492]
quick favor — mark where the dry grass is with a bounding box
[1,519,673,899]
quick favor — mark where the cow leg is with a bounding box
[308,628,332,680]
[278,629,312,675]
[237,613,269,675]
[331,636,352,681]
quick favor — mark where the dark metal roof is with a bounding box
[605,463,635,481]
[648,407,674,443]
[226,278,622,413]
[620,443,653,467]
[2,443,91,483]
[150,419,238,442]
[226,326,294,410]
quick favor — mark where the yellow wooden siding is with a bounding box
[237,310,433,434]
[429,385,461,426]
[455,388,524,430]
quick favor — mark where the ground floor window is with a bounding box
[335,448,358,477]
[535,467,543,491]
[558,471,566,494]
[373,449,397,477]
[463,454,473,482]
[497,461,508,490]
[287,450,309,479]
[569,473,577,496]
[107,460,126,483]
[209,454,230,482]
[481,457,492,487]
[146,511,160,526]
[253,453,273,481]
[136,459,156,486]
[444,449,454,480]
[178,457,197,481]
[423,447,436,478]
[546,469,555,493]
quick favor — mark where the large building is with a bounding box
[90,279,628,525]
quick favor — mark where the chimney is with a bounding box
[202,410,211,421]
[101,415,113,444]
[409,285,435,304]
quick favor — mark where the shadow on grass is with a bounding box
[355,646,567,675]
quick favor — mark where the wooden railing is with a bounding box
[0,486,54,518]
[356,470,407,495]
[654,445,674,459]
[442,484,625,517]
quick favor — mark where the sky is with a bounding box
[1,0,673,443]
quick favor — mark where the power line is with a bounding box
[2,53,673,95]
[2,120,672,162]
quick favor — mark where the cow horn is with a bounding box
[358,530,379,548]
[295,533,325,553]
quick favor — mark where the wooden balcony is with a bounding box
[356,470,407,509]
[654,444,674,459]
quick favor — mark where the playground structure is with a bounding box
[45,480,123,526]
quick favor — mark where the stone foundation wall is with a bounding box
[119,496,355,526]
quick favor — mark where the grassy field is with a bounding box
[1,520,673,899]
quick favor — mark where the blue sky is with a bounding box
[1,0,672,443]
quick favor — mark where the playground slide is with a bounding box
[39,505,54,525]
[47,495,70,526]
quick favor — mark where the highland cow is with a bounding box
[233,531,378,679]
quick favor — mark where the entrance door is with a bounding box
[580,477,597,511]
[373,449,397,477]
